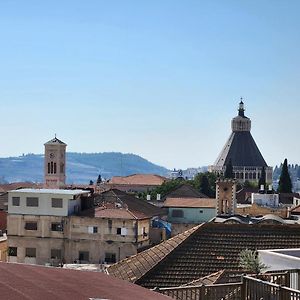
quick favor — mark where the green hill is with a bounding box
[0,152,169,184]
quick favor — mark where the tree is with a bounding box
[200,175,210,197]
[224,158,234,179]
[258,166,266,189]
[278,158,292,193]
[96,174,102,185]
[239,249,268,275]
[193,172,217,198]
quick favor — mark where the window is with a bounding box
[105,252,116,263]
[88,226,98,234]
[12,197,20,206]
[54,163,57,174]
[199,210,203,214]
[116,227,121,235]
[51,198,63,208]
[25,222,37,230]
[79,251,89,261]
[26,197,38,207]
[51,249,62,259]
[51,222,63,231]
[25,248,36,257]
[9,247,17,256]
[108,219,112,230]
[48,162,51,174]
[172,209,184,218]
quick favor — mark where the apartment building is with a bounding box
[7,188,151,265]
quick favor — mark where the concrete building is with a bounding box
[7,188,153,265]
[44,136,67,188]
[209,100,273,183]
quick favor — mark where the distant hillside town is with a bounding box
[1,100,300,299]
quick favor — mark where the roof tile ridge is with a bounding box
[182,269,226,287]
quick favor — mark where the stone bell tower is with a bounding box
[216,179,236,215]
[44,136,67,189]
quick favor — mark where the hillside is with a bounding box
[0,152,169,184]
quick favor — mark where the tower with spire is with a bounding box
[44,136,67,188]
[209,100,273,184]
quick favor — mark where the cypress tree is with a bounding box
[200,175,211,197]
[278,158,292,193]
[224,158,234,179]
[258,166,266,189]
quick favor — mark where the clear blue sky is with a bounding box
[0,1,299,169]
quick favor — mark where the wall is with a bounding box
[236,203,288,218]
[7,214,150,265]
[168,207,216,224]
[8,191,84,216]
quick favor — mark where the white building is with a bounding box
[251,192,279,207]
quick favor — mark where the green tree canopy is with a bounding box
[239,249,268,275]
[278,158,292,193]
[193,172,217,198]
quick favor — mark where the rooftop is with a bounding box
[9,188,89,195]
[165,184,208,199]
[109,174,167,186]
[0,262,170,300]
[108,222,300,288]
[97,189,166,218]
[94,207,148,220]
[44,136,67,145]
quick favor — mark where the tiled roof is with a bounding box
[44,136,67,145]
[165,184,208,199]
[164,198,216,208]
[0,262,170,300]
[279,193,300,205]
[94,207,148,220]
[0,182,43,193]
[110,222,300,288]
[109,174,167,186]
[107,225,202,283]
[180,270,225,287]
[97,189,166,218]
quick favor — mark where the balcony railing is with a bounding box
[155,272,300,300]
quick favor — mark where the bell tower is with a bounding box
[216,179,236,215]
[44,136,67,189]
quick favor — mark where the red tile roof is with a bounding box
[94,207,148,220]
[0,262,171,300]
[164,197,216,208]
[109,174,167,186]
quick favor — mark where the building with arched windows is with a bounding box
[44,136,67,188]
[209,100,273,183]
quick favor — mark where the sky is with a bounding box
[0,1,299,169]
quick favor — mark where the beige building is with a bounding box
[44,136,67,188]
[7,188,151,265]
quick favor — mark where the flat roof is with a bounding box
[9,188,88,195]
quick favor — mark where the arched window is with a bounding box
[51,162,53,174]
[48,163,50,174]
[54,163,57,174]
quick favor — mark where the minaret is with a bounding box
[44,136,67,189]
